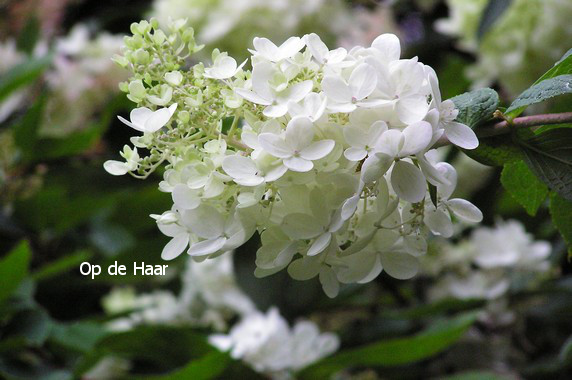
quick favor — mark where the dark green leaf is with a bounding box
[507,49,572,118]
[32,250,93,282]
[441,371,512,380]
[16,17,40,55]
[50,321,108,353]
[549,193,572,258]
[463,134,522,166]
[12,94,46,160]
[1,308,52,347]
[0,241,31,305]
[0,55,51,103]
[142,351,231,380]
[477,0,513,40]
[500,161,548,216]
[450,88,499,128]
[300,312,478,379]
[519,128,572,201]
[506,75,572,115]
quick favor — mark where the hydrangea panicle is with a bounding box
[105,19,483,297]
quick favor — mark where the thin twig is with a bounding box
[432,111,572,148]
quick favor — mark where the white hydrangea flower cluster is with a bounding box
[106,19,483,297]
[436,0,572,95]
[103,254,256,331]
[209,307,339,375]
[423,220,552,302]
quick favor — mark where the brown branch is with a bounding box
[433,111,572,148]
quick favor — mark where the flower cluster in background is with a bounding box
[436,0,572,95]
[423,219,553,323]
[102,253,340,377]
[105,19,484,297]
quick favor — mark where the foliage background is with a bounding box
[0,0,571,379]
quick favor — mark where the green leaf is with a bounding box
[506,75,572,115]
[0,241,32,305]
[477,0,513,40]
[300,312,478,379]
[1,308,52,347]
[16,16,40,55]
[549,193,572,258]
[441,371,512,380]
[500,161,548,216]
[507,49,572,118]
[143,351,231,380]
[12,94,46,160]
[450,88,500,128]
[31,250,92,282]
[519,128,572,201]
[462,133,522,166]
[0,55,51,103]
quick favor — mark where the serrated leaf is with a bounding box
[506,75,572,115]
[299,312,477,379]
[477,0,513,40]
[500,161,548,216]
[507,49,572,118]
[549,193,572,258]
[0,241,31,305]
[450,88,499,128]
[519,128,572,201]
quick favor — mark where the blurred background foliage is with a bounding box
[0,0,571,379]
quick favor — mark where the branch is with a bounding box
[433,111,572,148]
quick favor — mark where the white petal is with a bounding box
[390,161,427,203]
[306,33,328,63]
[181,205,225,239]
[445,122,479,150]
[117,115,143,132]
[187,237,227,256]
[144,108,172,132]
[379,251,419,280]
[424,207,453,237]
[278,36,305,59]
[284,156,313,172]
[263,164,288,182]
[288,257,320,280]
[396,95,429,125]
[129,107,153,128]
[263,104,289,118]
[282,213,324,239]
[308,233,332,256]
[252,37,279,60]
[103,160,129,176]
[234,88,272,105]
[161,233,189,260]
[282,81,314,103]
[222,155,257,179]
[400,121,433,156]
[259,133,292,158]
[172,184,201,210]
[447,198,483,222]
[285,116,315,151]
[300,140,335,160]
[349,63,377,100]
[372,33,401,61]
[319,266,339,298]
[322,75,352,104]
[361,153,392,184]
[344,147,367,161]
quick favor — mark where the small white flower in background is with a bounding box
[209,307,339,374]
[107,22,483,297]
[117,103,177,133]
